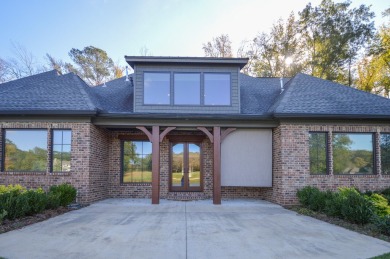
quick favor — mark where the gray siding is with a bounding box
[134,64,240,114]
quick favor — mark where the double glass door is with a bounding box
[171,142,201,191]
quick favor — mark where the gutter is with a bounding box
[95,112,275,121]
[0,109,97,116]
[273,113,390,120]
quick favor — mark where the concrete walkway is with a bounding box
[0,199,390,259]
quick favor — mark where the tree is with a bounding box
[356,8,390,97]
[45,54,77,75]
[299,0,375,85]
[249,13,305,77]
[1,42,47,82]
[68,46,116,86]
[203,34,233,57]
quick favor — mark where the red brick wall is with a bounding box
[0,121,93,203]
[273,122,390,205]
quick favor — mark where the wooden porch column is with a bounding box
[151,126,160,204]
[137,126,160,204]
[213,127,221,205]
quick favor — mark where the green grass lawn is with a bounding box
[370,252,390,259]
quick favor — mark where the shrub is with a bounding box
[49,184,77,206]
[340,190,374,224]
[0,184,26,195]
[373,215,390,236]
[0,192,30,219]
[46,192,61,210]
[25,188,47,215]
[366,193,390,217]
[0,209,7,224]
[324,192,345,218]
[297,186,330,212]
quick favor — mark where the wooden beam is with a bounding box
[136,126,153,142]
[221,128,236,142]
[197,127,214,143]
[213,126,221,205]
[151,126,160,204]
[159,127,176,142]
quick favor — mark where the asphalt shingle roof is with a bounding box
[0,70,96,114]
[1,70,390,119]
[269,73,390,118]
[240,74,288,115]
[87,75,133,113]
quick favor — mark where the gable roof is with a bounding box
[0,70,96,115]
[269,73,390,119]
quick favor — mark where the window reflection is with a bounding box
[5,130,48,171]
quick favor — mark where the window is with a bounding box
[332,133,374,175]
[3,129,47,171]
[309,132,327,174]
[204,73,231,105]
[122,141,152,183]
[174,73,200,105]
[52,130,71,172]
[144,73,170,105]
[381,133,390,175]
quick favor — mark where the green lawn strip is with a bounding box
[289,206,390,243]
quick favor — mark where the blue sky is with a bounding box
[0,0,388,69]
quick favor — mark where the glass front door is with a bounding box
[171,142,201,191]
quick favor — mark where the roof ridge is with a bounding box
[266,74,296,113]
[68,73,97,112]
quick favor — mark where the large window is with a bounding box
[122,140,152,183]
[144,72,170,105]
[174,73,200,105]
[52,130,71,172]
[204,73,231,105]
[4,129,47,171]
[309,132,327,174]
[332,133,374,175]
[381,133,390,175]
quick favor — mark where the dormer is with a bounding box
[125,56,248,114]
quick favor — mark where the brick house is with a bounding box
[0,56,389,205]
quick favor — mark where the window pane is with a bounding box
[53,130,62,145]
[52,130,72,172]
[5,129,47,171]
[204,73,230,105]
[174,73,200,105]
[122,141,152,183]
[144,73,170,105]
[62,130,72,145]
[381,134,390,175]
[333,133,374,174]
[309,133,327,174]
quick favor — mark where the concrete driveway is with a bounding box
[0,199,390,259]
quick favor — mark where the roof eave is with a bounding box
[274,113,390,120]
[124,56,249,69]
[0,110,97,116]
[96,112,274,120]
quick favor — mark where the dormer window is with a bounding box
[174,73,201,105]
[204,73,231,105]
[144,72,170,105]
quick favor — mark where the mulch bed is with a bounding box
[287,206,390,243]
[0,207,74,234]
